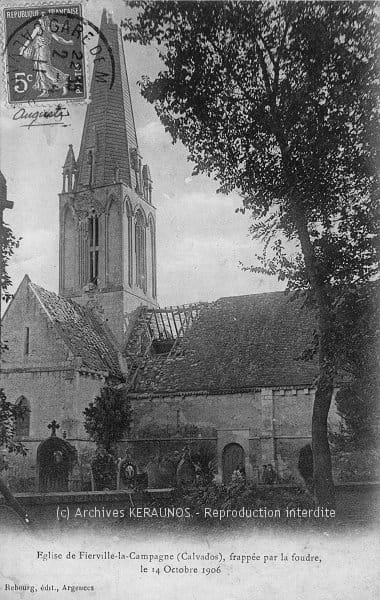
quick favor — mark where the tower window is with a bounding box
[150,220,157,299]
[89,215,99,283]
[135,211,146,292]
[128,215,133,287]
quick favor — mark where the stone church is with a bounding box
[0,11,339,492]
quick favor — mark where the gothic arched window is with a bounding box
[61,206,76,292]
[88,214,99,283]
[15,396,30,438]
[135,210,147,292]
[149,216,157,299]
[125,197,133,287]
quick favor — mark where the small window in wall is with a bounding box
[15,396,30,438]
[88,215,99,283]
[24,327,30,355]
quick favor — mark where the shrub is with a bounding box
[84,385,132,453]
[177,480,314,515]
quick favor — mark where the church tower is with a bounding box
[59,10,157,346]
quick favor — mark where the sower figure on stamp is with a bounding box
[19,14,73,97]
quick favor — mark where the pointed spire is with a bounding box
[63,144,76,169]
[75,10,139,190]
[62,145,77,193]
[142,164,152,182]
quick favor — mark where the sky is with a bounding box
[1,0,283,307]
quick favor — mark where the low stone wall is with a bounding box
[0,483,379,529]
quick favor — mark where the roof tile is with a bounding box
[30,281,123,378]
[131,291,318,394]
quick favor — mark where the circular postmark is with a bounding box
[3,4,116,104]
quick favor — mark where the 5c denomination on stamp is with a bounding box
[3,3,86,103]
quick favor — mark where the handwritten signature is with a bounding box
[12,105,70,129]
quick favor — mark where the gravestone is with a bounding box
[117,458,137,490]
[37,421,77,492]
[146,458,162,488]
[157,456,176,486]
[176,448,195,487]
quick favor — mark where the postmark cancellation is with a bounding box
[3,3,86,104]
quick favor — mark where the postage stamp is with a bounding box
[3,3,86,103]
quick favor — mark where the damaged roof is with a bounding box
[129,291,319,394]
[29,280,123,379]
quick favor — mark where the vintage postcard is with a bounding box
[0,0,379,599]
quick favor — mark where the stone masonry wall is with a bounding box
[0,369,103,491]
[129,388,340,483]
[1,277,70,369]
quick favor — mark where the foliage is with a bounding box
[333,376,379,450]
[91,447,117,490]
[0,388,27,456]
[121,435,217,488]
[123,0,380,505]
[0,200,25,464]
[83,386,133,452]
[76,448,93,491]
[123,0,379,307]
[130,422,217,485]
[338,379,379,441]
[332,447,380,482]
[191,441,217,485]
[172,480,315,522]
[1,222,20,307]
[327,283,379,379]
[331,283,379,448]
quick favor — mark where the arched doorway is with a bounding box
[222,443,245,483]
[37,437,77,492]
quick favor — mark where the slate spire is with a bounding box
[75,9,139,190]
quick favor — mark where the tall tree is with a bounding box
[1,196,20,425]
[123,0,379,505]
[0,389,28,456]
[0,187,29,523]
[0,190,24,453]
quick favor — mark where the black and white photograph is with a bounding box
[0,0,379,598]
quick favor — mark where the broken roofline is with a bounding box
[1,275,123,379]
[125,290,329,394]
[144,303,207,341]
